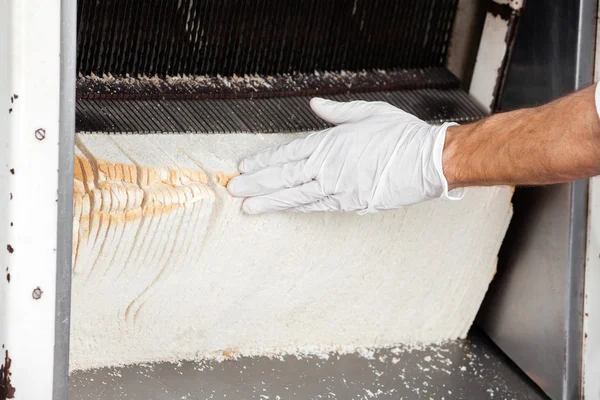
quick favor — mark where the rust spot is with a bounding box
[8,109,11,114]
[6,246,12,254]
[585,333,588,339]
[9,169,14,175]
[586,313,589,317]
[0,350,16,399]
[5,274,8,283]
[13,95,17,99]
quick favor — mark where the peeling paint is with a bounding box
[492,0,524,11]
[489,2,515,21]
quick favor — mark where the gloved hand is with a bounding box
[227,98,463,214]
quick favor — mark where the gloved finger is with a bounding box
[242,180,326,214]
[285,197,340,213]
[227,159,315,197]
[239,132,326,174]
[310,98,400,125]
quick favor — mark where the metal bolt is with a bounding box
[35,128,46,140]
[32,287,43,300]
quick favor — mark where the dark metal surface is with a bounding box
[69,328,548,400]
[54,0,76,398]
[76,68,461,101]
[76,0,458,76]
[76,88,486,134]
[497,0,595,111]
[477,0,596,399]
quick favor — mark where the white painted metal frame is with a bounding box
[469,0,524,112]
[0,0,66,398]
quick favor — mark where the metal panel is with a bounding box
[476,0,597,399]
[583,5,600,396]
[75,0,459,76]
[0,0,63,398]
[54,0,77,398]
[75,67,462,100]
[75,88,487,134]
[69,328,547,400]
[584,178,600,400]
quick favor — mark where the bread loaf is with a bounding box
[70,133,513,370]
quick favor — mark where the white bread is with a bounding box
[70,132,513,371]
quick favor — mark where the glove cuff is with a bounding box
[433,122,465,201]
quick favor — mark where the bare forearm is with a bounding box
[443,85,600,189]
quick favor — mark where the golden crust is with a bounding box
[74,156,85,182]
[216,171,240,187]
[76,154,96,190]
[73,154,211,251]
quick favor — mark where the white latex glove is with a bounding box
[227,98,463,214]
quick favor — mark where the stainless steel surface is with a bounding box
[477,0,596,398]
[54,0,76,398]
[497,0,596,110]
[575,0,597,91]
[565,180,588,399]
[478,184,587,400]
[69,328,548,400]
